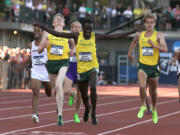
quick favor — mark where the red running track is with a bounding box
[0,85,179,135]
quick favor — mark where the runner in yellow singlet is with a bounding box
[35,18,137,125]
[38,13,75,126]
[128,13,167,124]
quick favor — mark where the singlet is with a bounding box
[76,32,99,73]
[47,33,70,60]
[139,31,159,66]
[31,41,47,70]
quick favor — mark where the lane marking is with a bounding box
[97,110,180,135]
[1,98,178,135]
[0,95,119,111]
[0,98,139,120]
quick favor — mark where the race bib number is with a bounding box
[79,52,92,62]
[33,56,45,65]
[51,45,63,55]
[142,47,153,56]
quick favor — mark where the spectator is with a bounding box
[56,3,63,14]
[116,3,123,25]
[123,6,133,28]
[173,4,180,29]
[100,7,108,28]
[93,2,101,28]
[25,0,33,9]
[111,5,117,27]
[133,7,142,27]
[63,4,70,26]
[70,3,78,24]
[78,3,86,25]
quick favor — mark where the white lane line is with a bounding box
[0,98,139,120]
[0,95,124,111]
[0,95,119,105]
[1,98,178,135]
[0,97,53,105]
[97,110,180,135]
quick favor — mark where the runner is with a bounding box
[63,21,82,123]
[169,49,180,102]
[38,13,75,126]
[29,25,52,123]
[128,13,167,124]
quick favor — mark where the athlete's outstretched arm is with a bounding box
[95,30,136,40]
[35,22,78,39]
[128,32,141,63]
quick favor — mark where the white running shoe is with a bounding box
[31,114,39,123]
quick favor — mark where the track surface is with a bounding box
[0,85,179,135]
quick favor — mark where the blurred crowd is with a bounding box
[1,0,180,30]
[0,46,31,90]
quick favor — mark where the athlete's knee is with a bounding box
[32,89,39,97]
[139,85,146,91]
[90,88,97,97]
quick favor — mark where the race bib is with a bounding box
[51,45,63,55]
[33,56,45,65]
[69,55,77,62]
[142,47,153,56]
[79,52,92,62]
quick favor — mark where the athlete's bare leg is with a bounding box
[138,70,148,107]
[55,66,68,116]
[31,79,41,114]
[75,87,81,114]
[63,76,74,96]
[42,81,52,97]
[148,77,158,111]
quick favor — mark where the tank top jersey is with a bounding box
[31,41,47,70]
[139,31,159,66]
[76,32,99,73]
[47,33,70,60]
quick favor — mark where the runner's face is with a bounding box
[34,26,43,40]
[71,23,82,33]
[83,23,93,37]
[53,16,65,27]
[144,18,155,31]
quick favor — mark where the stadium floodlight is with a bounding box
[13,30,18,35]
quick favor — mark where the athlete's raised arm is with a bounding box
[95,30,136,40]
[35,22,78,40]
[38,31,49,53]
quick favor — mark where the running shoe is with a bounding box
[91,114,98,125]
[68,91,76,106]
[74,113,80,123]
[152,110,158,124]
[57,115,63,126]
[146,107,152,114]
[137,106,147,118]
[31,114,39,123]
[83,105,91,122]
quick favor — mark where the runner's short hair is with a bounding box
[143,13,157,23]
[71,21,82,28]
[53,13,64,22]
